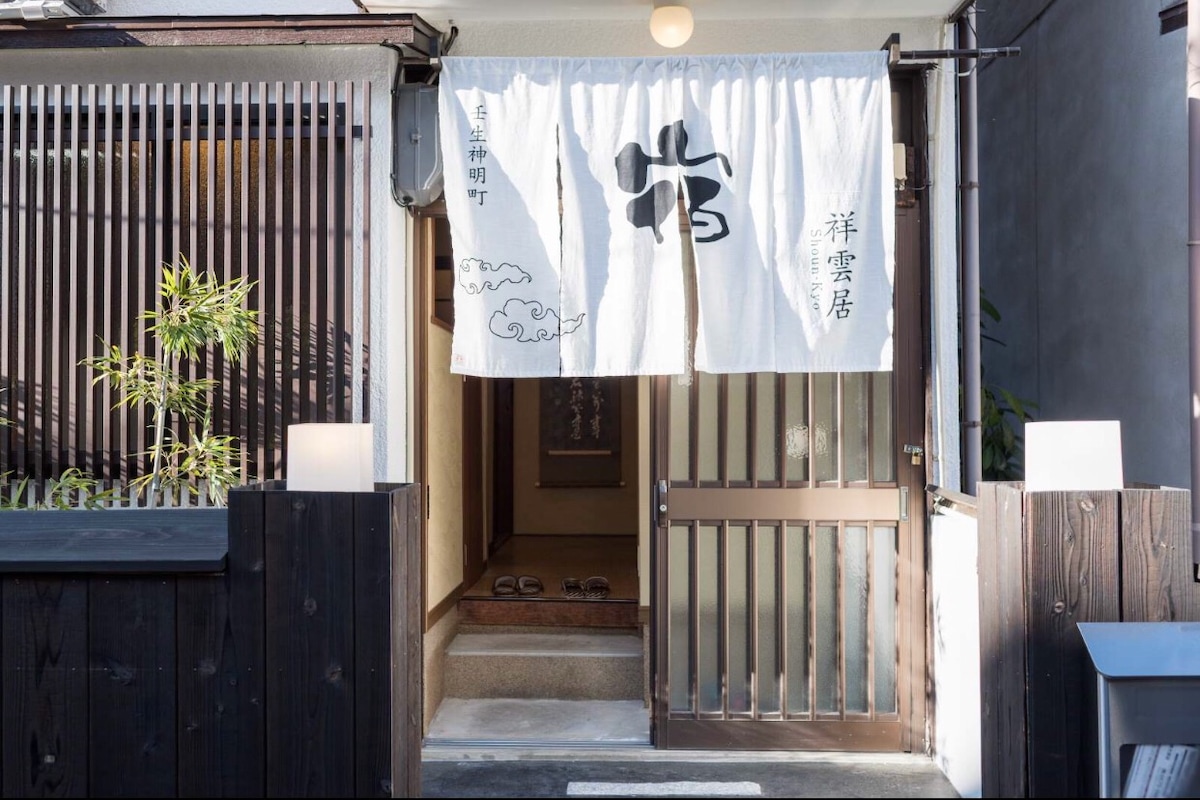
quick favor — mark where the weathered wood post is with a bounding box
[977,482,1197,798]
[228,481,423,798]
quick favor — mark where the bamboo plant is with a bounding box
[83,255,258,507]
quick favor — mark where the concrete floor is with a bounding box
[426,697,651,745]
[423,699,962,798]
[421,750,962,798]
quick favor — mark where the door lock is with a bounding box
[903,444,924,466]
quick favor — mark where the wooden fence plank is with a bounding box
[977,482,1028,798]
[88,576,177,798]
[1024,490,1119,799]
[1120,487,1200,623]
[0,509,227,573]
[397,484,423,799]
[353,491,396,798]
[1,577,89,798]
[264,490,355,798]
[176,494,265,800]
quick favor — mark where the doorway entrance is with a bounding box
[416,68,929,752]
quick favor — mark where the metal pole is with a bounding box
[1188,0,1200,571]
[959,6,983,494]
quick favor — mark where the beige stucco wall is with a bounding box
[426,325,464,613]
[428,17,945,58]
[512,378,640,535]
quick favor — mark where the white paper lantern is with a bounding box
[286,423,375,492]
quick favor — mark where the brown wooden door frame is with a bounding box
[413,203,488,628]
[650,67,930,753]
[489,378,515,556]
[462,375,486,590]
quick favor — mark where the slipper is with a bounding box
[517,575,544,596]
[492,575,518,596]
[561,577,586,598]
[584,576,610,599]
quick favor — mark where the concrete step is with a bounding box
[425,697,650,746]
[444,630,644,701]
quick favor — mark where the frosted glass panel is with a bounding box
[844,526,869,713]
[785,524,810,714]
[815,525,840,713]
[669,376,691,483]
[669,526,692,713]
[698,374,719,482]
[813,374,838,483]
[873,526,899,713]
[871,372,895,483]
[755,373,778,482]
[728,526,751,714]
[727,375,749,482]
[757,526,780,714]
[843,373,869,483]
[784,373,809,483]
[697,525,721,713]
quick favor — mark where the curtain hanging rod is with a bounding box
[882,33,1021,65]
[899,46,1020,61]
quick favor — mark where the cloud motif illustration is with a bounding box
[458,257,532,295]
[489,299,584,342]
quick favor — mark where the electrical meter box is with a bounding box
[392,83,443,208]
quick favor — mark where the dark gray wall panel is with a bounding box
[978,0,1188,486]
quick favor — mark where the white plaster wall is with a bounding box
[432,17,945,57]
[930,508,982,798]
[0,44,411,482]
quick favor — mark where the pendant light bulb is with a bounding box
[650,3,693,49]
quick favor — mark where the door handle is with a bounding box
[655,479,668,526]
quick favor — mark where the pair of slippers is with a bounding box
[492,574,543,597]
[561,576,610,599]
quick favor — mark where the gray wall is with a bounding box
[977,0,1188,487]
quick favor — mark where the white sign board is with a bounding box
[1023,420,1123,492]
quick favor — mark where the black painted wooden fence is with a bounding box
[977,482,1200,798]
[0,481,421,798]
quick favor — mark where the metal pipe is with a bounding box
[899,46,1020,61]
[1187,0,1200,571]
[958,6,983,494]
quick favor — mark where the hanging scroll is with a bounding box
[538,377,623,487]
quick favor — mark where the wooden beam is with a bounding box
[0,14,441,53]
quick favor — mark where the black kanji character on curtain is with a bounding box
[615,120,732,244]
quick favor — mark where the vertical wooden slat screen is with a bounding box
[0,81,372,486]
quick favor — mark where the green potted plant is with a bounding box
[980,290,1036,481]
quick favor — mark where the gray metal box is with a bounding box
[1078,622,1200,798]
[392,83,443,208]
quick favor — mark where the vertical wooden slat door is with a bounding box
[652,161,927,753]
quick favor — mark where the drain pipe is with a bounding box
[958,5,983,495]
[1188,0,1200,571]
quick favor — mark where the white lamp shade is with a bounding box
[286,423,375,492]
[1023,420,1124,492]
[650,4,693,48]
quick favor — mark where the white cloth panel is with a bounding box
[439,52,894,377]
[771,51,895,373]
[558,58,688,377]
[680,55,777,373]
[439,58,565,377]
